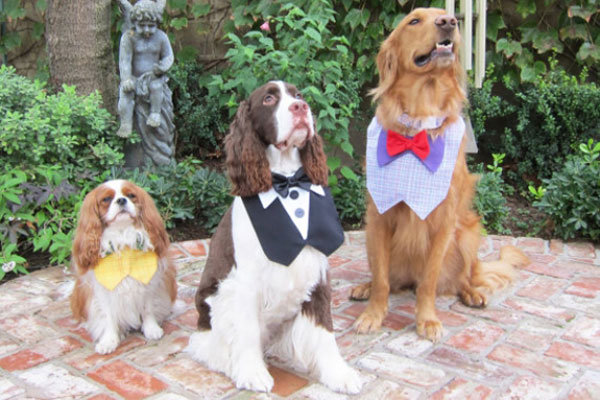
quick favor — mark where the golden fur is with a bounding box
[351,8,529,341]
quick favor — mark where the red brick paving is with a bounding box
[269,365,309,396]
[501,375,563,400]
[565,277,600,298]
[446,320,505,353]
[515,275,567,301]
[430,377,493,400]
[88,394,119,400]
[545,340,600,369]
[65,336,146,371]
[176,239,207,257]
[0,349,46,371]
[0,233,598,398]
[88,360,168,399]
[487,344,580,381]
[0,336,81,371]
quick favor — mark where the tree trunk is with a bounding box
[45,0,118,113]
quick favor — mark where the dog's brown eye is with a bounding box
[409,18,419,25]
[263,94,276,105]
[102,196,112,203]
[295,92,303,99]
[127,193,136,199]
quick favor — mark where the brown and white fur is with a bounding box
[351,8,530,341]
[70,180,177,354]
[185,81,362,394]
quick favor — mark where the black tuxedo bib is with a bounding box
[241,187,344,266]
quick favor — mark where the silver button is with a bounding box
[294,208,305,218]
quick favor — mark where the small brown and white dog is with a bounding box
[185,81,362,394]
[70,180,177,354]
[351,8,529,341]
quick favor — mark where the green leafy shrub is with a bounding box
[332,172,366,228]
[0,65,129,172]
[506,68,600,180]
[474,65,600,185]
[474,154,511,234]
[109,159,232,232]
[206,0,361,175]
[1,158,233,280]
[0,165,92,279]
[487,0,600,85]
[168,62,228,159]
[467,66,516,143]
[532,139,600,241]
[0,66,133,279]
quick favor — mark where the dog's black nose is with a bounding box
[435,15,457,32]
[116,197,127,207]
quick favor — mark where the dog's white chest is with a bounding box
[222,198,328,325]
[259,247,326,324]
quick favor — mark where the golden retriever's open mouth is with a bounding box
[414,39,454,67]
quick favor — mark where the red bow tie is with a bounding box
[386,129,430,160]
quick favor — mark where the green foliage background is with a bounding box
[0,66,230,279]
[533,140,600,241]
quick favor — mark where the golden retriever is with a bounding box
[351,8,529,342]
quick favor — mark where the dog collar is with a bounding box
[366,116,464,219]
[93,248,158,290]
[397,113,446,130]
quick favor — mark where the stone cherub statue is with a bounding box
[116,0,175,166]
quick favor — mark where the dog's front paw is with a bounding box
[233,363,274,393]
[416,318,443,342]
[353,307,385,333]
[349,282,371,300]
[142,319,164,341]
[320,363,363,394]
[95,331,120,354]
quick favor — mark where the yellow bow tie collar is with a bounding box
[94,249,158,290]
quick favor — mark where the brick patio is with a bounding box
[1,232,599,399]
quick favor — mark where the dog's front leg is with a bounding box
[222,282,274,392]
[353,202,392,333]
[92,299,121,354]
[141,297,164,341]
[415,225,453,342]
[287,314,362,394]
[269,281,363,395]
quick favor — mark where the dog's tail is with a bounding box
[472,245,530,292]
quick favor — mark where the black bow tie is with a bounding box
[271,168,312,198]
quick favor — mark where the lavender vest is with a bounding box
[366,116,465,219]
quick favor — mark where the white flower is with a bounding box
[2,261,16,273]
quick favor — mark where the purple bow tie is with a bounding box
[377,128,445,172]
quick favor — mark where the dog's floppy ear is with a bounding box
[225,100,272,197]
[72,188,103,273]
[300,133,329,186]
[136,184,170,257]
[370,40,398,101]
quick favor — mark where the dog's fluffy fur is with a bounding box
[351,8,529,341]
[186,81,362,394]
[70,180,176,354]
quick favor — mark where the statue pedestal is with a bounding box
[124,142,146,168]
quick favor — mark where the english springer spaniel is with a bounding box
[185,81,363,394]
